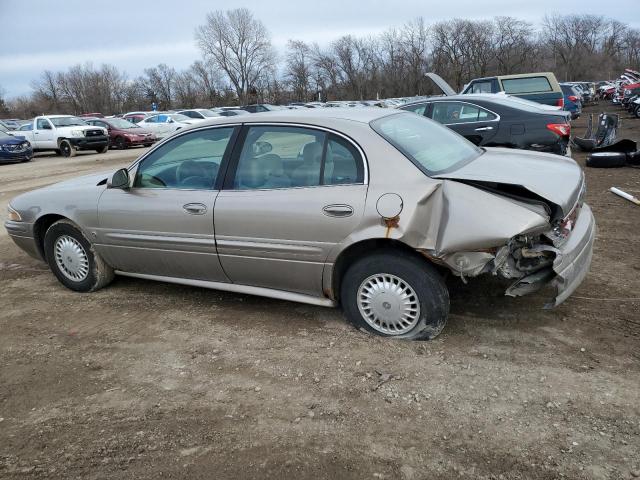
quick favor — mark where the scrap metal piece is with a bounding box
[572,113,619,151]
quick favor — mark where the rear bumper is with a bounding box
[547,203,596,307]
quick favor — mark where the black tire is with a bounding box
[340,251,449,340]
[144,143,152,147]
[586,152,628,168]
[627,150,640,167]
[96,145,108,154]
[634,105,640,119]
[44,219,114,292]
[115,137,127,149]
[59,140,76,158]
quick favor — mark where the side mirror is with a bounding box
[41,123,52,130]
[107,168,130,189]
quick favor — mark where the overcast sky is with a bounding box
[1,0,639,98]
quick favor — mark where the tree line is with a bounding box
[2,9,640,119]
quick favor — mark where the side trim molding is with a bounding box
[114,271,337,308]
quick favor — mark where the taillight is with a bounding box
[547,123,571,137]
[556,97,565,108]
[568,95,578,102]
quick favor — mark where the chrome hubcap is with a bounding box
[357,273,421,335]
[54,235,89,282]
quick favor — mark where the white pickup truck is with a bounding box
[16,115,109,157]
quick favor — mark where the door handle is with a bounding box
[183,203,207,215]
[475,126,494,131]
[323,204,353,217]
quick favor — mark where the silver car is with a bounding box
[5,109,595,340]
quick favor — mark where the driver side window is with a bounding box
[134,127,234,190]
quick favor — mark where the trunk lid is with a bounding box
[433,147,583,217]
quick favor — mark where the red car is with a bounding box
[85,117,157,149]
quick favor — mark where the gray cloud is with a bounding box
[1,0,638,97]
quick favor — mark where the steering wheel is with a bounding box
[176,160,208,186]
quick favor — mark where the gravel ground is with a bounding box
[0,107,639,480]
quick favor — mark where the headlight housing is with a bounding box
[7,205,22,221]
[1,142,29,152]
[70,130,84,137]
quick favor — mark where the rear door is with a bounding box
[214,124,367,296]
[429,101,499,145]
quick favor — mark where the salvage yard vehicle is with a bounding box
[4,109,595,340]
[15,115,109,157]
[400,94,572,155]
[430,72,564,107]
[177,108,222,120]
[137,113,200,139]
[0,131,32,163]
[560,84,583,119]
[84,117,157,149]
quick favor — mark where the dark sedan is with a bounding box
[400,94,572,156]
[85,118,157,149]
[0,129,33,163]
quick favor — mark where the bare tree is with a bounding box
[195,8,275,104]
[285,40,314,101]
[492,17,535,74]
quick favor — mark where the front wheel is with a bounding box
[44,219,114,292]
[59,140,76,158]
[96,145,108,154]
[340,252,449,340]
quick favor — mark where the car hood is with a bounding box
[433,147,583,217]
[0,135,27,144]
[40,171,112,190]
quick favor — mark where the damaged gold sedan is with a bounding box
[5,108,595,340]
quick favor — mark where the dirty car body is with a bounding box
[5,108,595,340]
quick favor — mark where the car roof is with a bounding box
[190,107,398,128]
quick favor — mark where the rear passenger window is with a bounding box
[502,76,552,94]
[232,127,364,190]
[431,102,496,124]
[324,135,364,185]
[402,103,428,116]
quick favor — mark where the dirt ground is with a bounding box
[0,107,639,480]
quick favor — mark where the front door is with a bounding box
[95,126,238,281]
[214,125,368,296]
[34,118,56,149]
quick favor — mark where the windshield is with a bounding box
[170,114,191,122]
[370,112,481,175]
[50,116,87,127]
[0,124,9,134]
[108,118,138,129]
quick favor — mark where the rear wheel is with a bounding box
[44,219,114,292]
[115,137,127,149]
[340,252,449,340]
[59,140,76,158]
